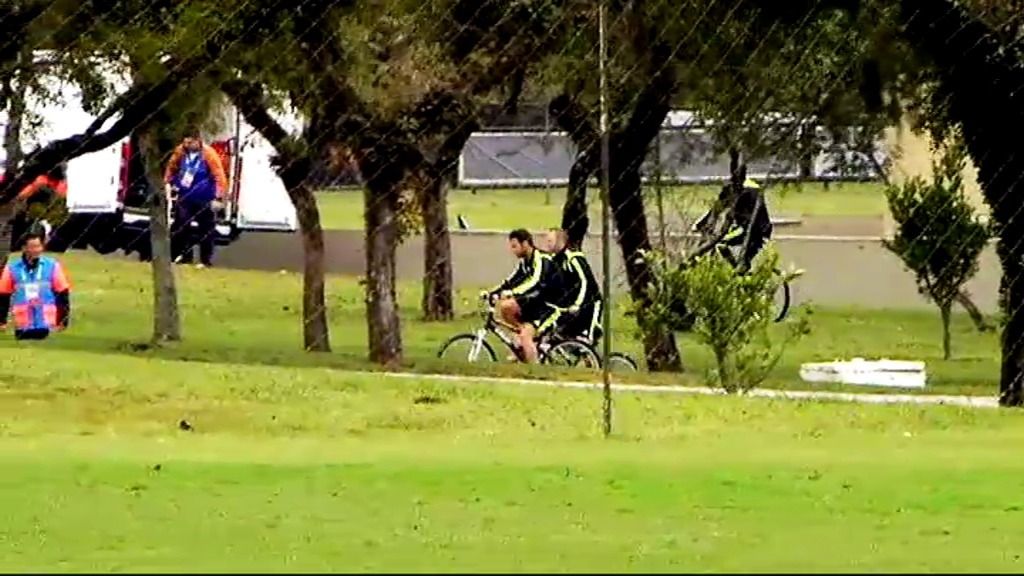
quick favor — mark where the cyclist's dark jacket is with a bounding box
[488,249,556,301]
[721,186,773,247]
[551,250,602,309]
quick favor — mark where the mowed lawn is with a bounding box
[0,252,999,395]
[316,182,887,231]
[0,253,1019,571]
[2,343,1024,571]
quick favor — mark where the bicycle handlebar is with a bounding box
[686,227,730,264]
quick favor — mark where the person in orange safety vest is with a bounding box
[0,226,71,340]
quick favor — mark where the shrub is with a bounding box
[638,244,807,393]
[884,137,991,360]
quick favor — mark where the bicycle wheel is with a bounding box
[606,352,639,372]
[438,333,498,363]
[773,278,792,323]
[542,340,601,369]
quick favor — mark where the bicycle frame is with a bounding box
[471,315,519,362]
[467,302,568,361]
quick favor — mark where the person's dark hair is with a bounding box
[508,228,533,245]
[20,225,46,247]
[184,127,202,140]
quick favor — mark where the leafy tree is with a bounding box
[540,1,863,372]
[221,0,552,360]
[857,0,1024,405]
[884,137,991,360]
[0,0,290,205]
[0,0,295,341]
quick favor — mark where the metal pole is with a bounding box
[598,0,613,438]
[654,131,666,250]
[544,107,552,206]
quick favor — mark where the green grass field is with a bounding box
[0,253,1017,571]
[2,340,1024,571]
[7,252,999,396]
[316,182,887,231]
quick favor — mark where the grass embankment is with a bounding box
[0,347,1021,571]
[0,253,1016,571]
[1,252,996,396]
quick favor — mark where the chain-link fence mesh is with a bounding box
[0,0,1019,413]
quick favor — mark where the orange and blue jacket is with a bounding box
[0,255,71,332]
[164,144,228,204]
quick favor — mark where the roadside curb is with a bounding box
[363,370,999,409]
[448,228,886,243]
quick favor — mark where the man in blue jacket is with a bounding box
[164,129,229,268]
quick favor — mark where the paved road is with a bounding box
[215,228,1003,312]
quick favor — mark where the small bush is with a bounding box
[884,137,991,360]
[638,244,807,393]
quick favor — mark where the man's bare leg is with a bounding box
[520,323,539,363]
[498,297,522,330]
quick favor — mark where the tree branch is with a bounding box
[621,44,677,152]
[222,78,309,185]
[222,80,294,153]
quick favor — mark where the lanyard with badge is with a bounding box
[20,264,44,306]
[180,152,202,189]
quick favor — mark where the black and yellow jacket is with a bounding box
[550,249,602,309]
[488,249,556,301]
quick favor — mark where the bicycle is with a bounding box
[561,312,640,372]
[438,298,638,371]
[687,220,795,324]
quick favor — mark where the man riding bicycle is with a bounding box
[693,178,773,271]
[483,229,558,363]
[544,228,604,344]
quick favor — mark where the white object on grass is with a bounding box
[799,358,927,389]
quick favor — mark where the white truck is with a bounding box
[3,59,298,259]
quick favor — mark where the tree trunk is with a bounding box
[416,107,475,322]
[0,57,26,261]
[137,132,181,344]
[940,301,952,361]
[797,124,814,180]
[220,78,331,353]
[955,289,991,332]
[420,173,453,321]
[609,156,682,372]
[561,150,597,248]
[364,184,403,365]
[290,181,331,351]
[715,347,735,394]
[0,202,12,263]
[550,94,599,249]
[728,147,747,188]
[3,63,26,171]
[999,243,1024,406]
